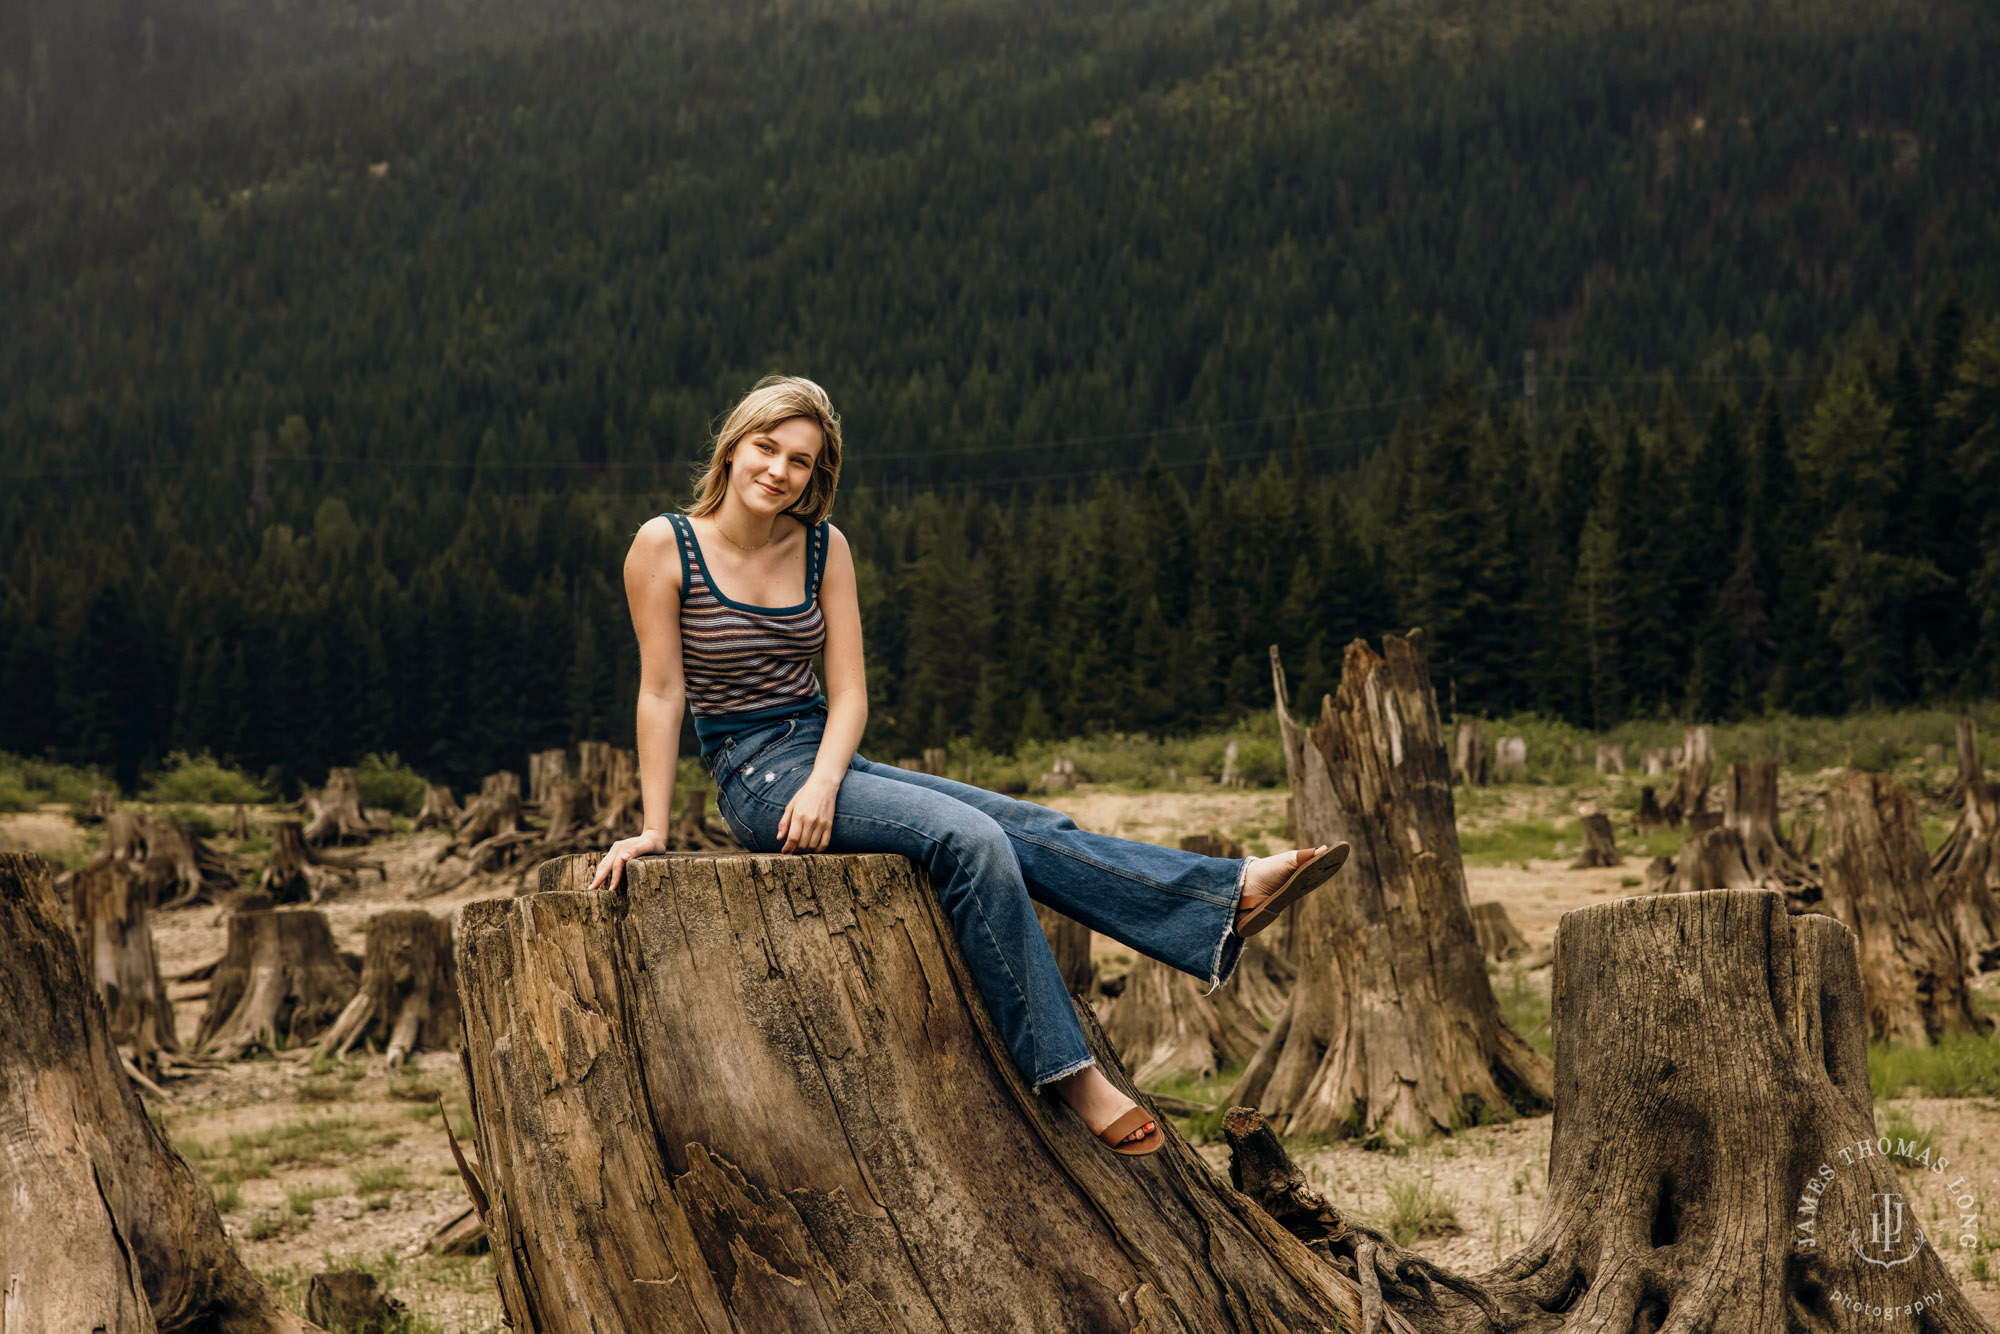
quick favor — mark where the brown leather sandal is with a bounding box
[1096,1106,1164,1156]
[1234,842,1351,939]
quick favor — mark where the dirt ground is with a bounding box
[7,778,1999,1327]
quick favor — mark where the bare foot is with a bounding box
[1234,845,1331,934]
[1048,1065,1154,1146]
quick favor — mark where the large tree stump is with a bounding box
[0,853,311,1334]
[140,818,238,909]
[261,818,388,903]
[1238,637,1550,1141]
[1934,718,2000,965]
[457,851,1375,1332]
[84,787,118,822]
[1493,736,1527,782]
[1568,814,1620,868]
[1228,890,1993,1334]
[1722,760,1818,890]
[196,907,358,1058]
[667,786,737,851]
[1452,720,1488,787]
[1593,743,1624,774]
[70,854,178,1077]
[1034,902,1095,995]
[1469,902,1529,960]
[456,771,524,845]
[1820,771,1983,1043]
[527,748,570,810]
[314,909,460,1065]
[414,783,461,830]
[1494,890,1988,1330]
[1230,936,1297,1028]
[303,766,376,846]
[1659,825,1759,895]
[1633,784,1667,833]
[1098,952,1268,1086]
[1659,724,1714,825]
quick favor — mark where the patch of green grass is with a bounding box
[286,1182,340,1217]
[1868,1032,2000,1100]
[179,1115,398,1184]
[1875,1105,1941,1175]
[260,1251,488,1334]
[1458,820,1565,866]
[1141,1061,1245,1142]
[212,1180,243,1213]
[245,1208,307,1241]
[351,1164,410,1195]
[297,1077,355,1103]
[144,750,269,804]
[1495,967,1553,1059]
[1377,1173,1460,1246]
[403,1096,475,1141]
[386,1074,447,1103]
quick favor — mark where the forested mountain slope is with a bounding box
[4,0,1998,785]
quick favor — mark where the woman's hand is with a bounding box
[778,772,841,852]
[587,827,669,892]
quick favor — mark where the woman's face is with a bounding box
[727,416,823,520]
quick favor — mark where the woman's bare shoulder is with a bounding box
[627,515,683,588]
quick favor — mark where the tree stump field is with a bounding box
[5,676,2000,1329]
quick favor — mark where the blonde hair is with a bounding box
[685,375,842,525]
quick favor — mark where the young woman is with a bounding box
[587,375,1347,1156]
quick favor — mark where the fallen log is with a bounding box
[0,852,314,1334]
[1238,636,1550,1141]
[459,851,1376,1332]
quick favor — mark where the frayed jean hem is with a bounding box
[1202,857,1253,998]
[1032,1052,1097,1091]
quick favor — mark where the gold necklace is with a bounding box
[713,518,776,552]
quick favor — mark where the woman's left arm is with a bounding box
[778,524,866,852]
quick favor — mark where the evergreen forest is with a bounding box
[4,0,1999,789]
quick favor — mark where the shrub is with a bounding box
[158,805,221,838]
[144,751,268,804]
[355,752,428,817]
[0,751,113,810]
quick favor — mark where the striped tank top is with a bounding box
[666,512,829,761]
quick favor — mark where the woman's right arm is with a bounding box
[587,516,685,893]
